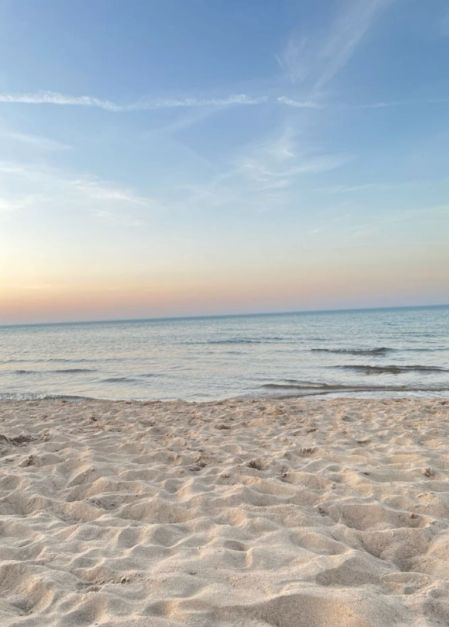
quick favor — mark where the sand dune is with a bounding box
[0,397,449,625]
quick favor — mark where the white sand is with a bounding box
[1,397,449,626]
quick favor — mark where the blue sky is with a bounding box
[0,0,448,323]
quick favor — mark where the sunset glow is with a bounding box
[0,1,448,324]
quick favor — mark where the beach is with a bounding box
[0,397,448,625]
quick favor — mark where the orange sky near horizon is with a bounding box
[1,253,448,324]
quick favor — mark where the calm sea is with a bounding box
[0,306,448,401]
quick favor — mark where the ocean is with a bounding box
[0,306,448,401]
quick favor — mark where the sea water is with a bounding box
[0,306,448,401]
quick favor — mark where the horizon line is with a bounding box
[1,302,448,329]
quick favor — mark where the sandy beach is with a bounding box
[0,397,448,626]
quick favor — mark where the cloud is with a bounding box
[236,130,351,191]
[129,94,265,110]
[315,0,393,89]
[277,0,393,89]
[316,177,449,195]
[0,91,121,111]
[0,89,330,115]
[177,130,351,215]
[349,98,449,109]
[4,88,444,117]
[277,96,324,109]
[278,97,449,111]
[0,162,28,174]
[275,35,310,84]
[0,161,157,226]
[440,9,449,36]
[0,90,265,112]
[0,130,70,151]
[0,196,31,214]
[68,176,150,208]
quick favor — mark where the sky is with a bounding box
[0,0,448,324]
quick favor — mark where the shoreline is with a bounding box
[1,397,449,625]
[1,387,449,404]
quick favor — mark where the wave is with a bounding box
[12,368,96,375]
[102,373,156,383]
[260,380,449,397]
[0,357,148,365]
[403,347,449,352]
[1,358,93,364]
[209,339,256,344]
[312,347,392,356]
[184,336,286,346]
[53,368,96,373]
[336,365,449,375]
[0,393,92,401]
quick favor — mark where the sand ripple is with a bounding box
[0,398,449,625]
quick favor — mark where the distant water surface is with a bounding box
[0,306,448,401]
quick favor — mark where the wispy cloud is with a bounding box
[315,0,393,89]
[316,177,449,195]
[0,196,34,214]
[278,96,449,112]
[1,88,445,117]
[0,130,70,151]
[69,176,151,208]
[176,129,352,215]
[236,130,350,191]
[349,97,449,109]
[277,0,394,89]
[0,89,327,114]
[277,96,324,109]
[0,91,121,111]
[440,9,449,36]
[129,94,265,110]
[275,35,310,84]
[0,160,157,226]
[0,90,265,112]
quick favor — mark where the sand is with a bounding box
[0,397,449,626]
